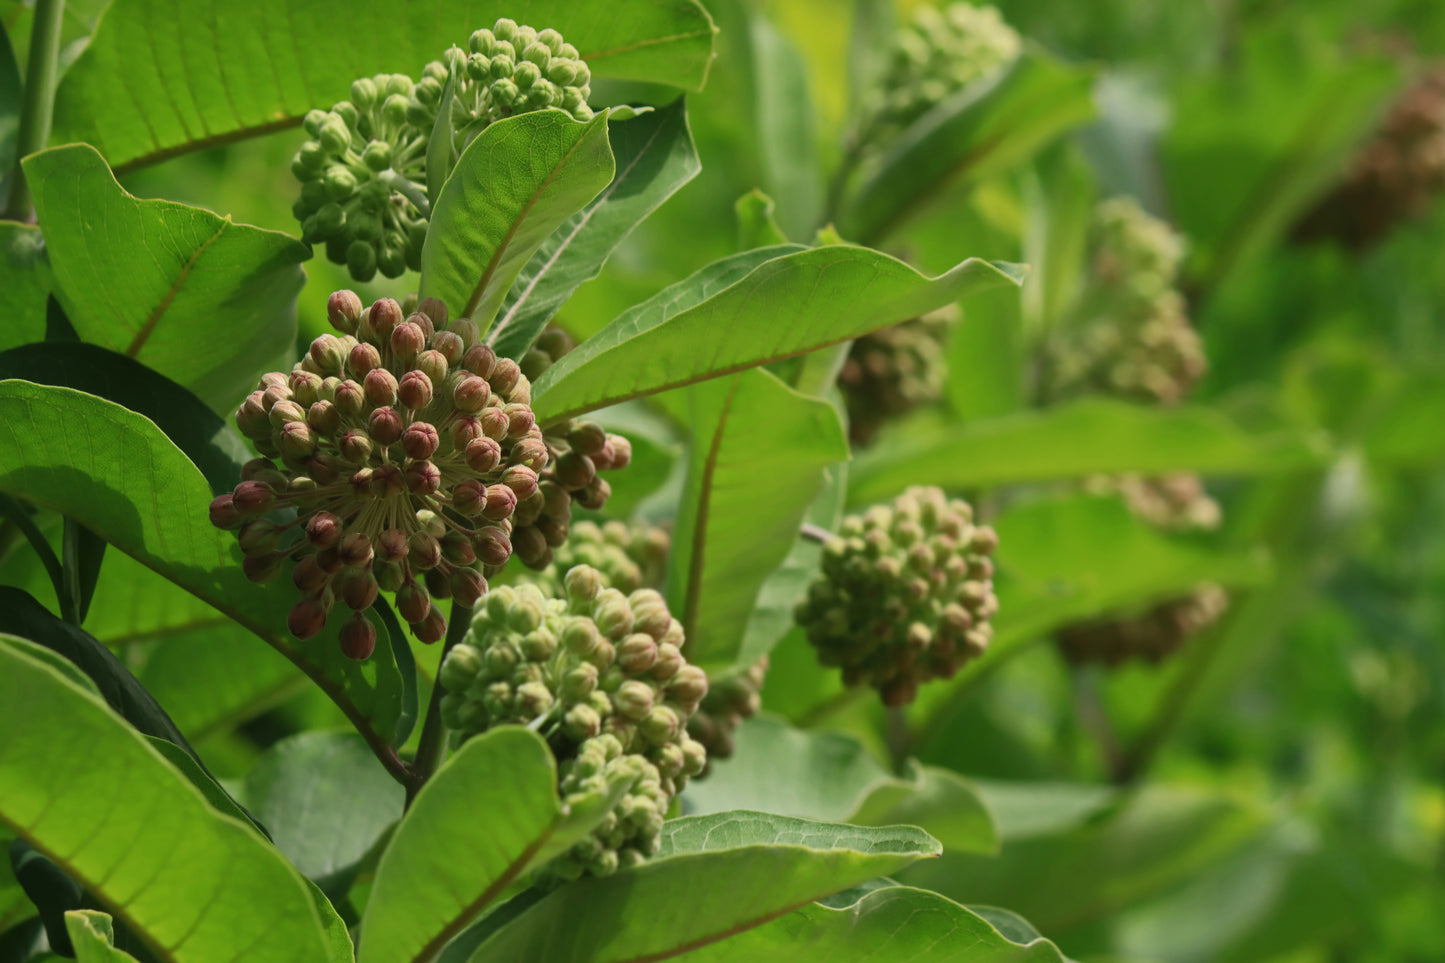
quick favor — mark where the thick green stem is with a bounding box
[405,599,472,807]
[3,0,65,221]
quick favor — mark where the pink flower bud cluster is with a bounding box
[210,290,546,658]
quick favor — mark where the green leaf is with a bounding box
[0,380,407,781]
[0,632,101,696]
[51,0,717,171]
[22,145,307,412]
[0,340,251,494]
[967,781,1118,842]
[357,728,566,963]
[136,628,305,741]
[0,643,331,961]
[899,787,1268,937]
[842,49,1098,245]
[142,738,260,833]
[734,189,789,250]
[848,399,1332,504]
[669,885,1070,962]
[749,16,822,240]
[532,245,1023,424]
[65,911,141,963]
[0,222,51,351]
[420,110,614,331]
[849,764,999,857]
[490,100,702,361]
[243,732,405,890]
[683,716,898,822]
[0,23,18,179]
[469,812,941,962]
[667,368,848,670]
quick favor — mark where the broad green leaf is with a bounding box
[667,368,848,670]
[358,728,565,963]
[22,145,307,412]
[672,885,1069,962]
[243,732,405,890]
[850,765,998,856]
[532,245,1024,424]
[419,110,614,329]
[1020,141,1097,334]
[51,0,717,171]
[489,100,702,360]
[842,49,1098,245]
[142,738,266,838]
[899,787,1268,936]
[470,812,941,962]
[0,340,251,494]
[137,628,305,740]
[0,381,407,779]
[683,717,898,822]
[749,16,822,240]
[848,399,1332,504]
[65,911,141,963]
[968,781,1118,842]
[0,222,50,351]
[0,588,199,756]
[0,643,330,961]
[0,632,100,696]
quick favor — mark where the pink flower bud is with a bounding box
[368,298,403,341]
[409,531,443,570]
[391,321,426,362]
[405,310,435,342]
[232,480,274,515]
[289,370,323,407]
[401,421,439,460]
[368,406,404,445]
[509,436,548,470]
[268,399,306,429]
[376,528,409,562]
[369,463,405,497]
[236,392,269,439]
[310,335,345,374]
[417,296,448,329]
[306,512,343,548]
[479,407,510,440]
[431,331,464,365]
[288,597,328,640]
[502,403,535,440]
[209,494,242,529]
[473,526,512,566]
[451,417,483,450]
[293,554,330,592]
[328,290,363,333]
[481,484,517,521]
[397,581,432,623]
[340,569,380,610]
[465,437,503,473]
[414,605,447,643]
[261,383,291,412]
[453,376,491,412]
[334,380,366,417]
[348,343,382,379]
[452,479,488,515]
[415,349,449,386]
[406,459,442,495]
[462,344,497,378]
[449,567,488,607]
[364,368,399,407]
[339,613,376,659]
[278,420,318,459]
[502,464,539,500]
[567,421,608,456]
[490,358,521,396]
[398,370,434,410]
[338,532,374,568]
[307,400,340,435]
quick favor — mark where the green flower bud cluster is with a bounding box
[795,486,999,707]
[838,309,953,446]
[686,656,768,771]
[1295,67,1445,251]
[863,3,1020,141]
[437,569,709,880]
[523,519,671,598]
[1042,198,1207,406]
[1056,584,1228,667]
[210,290,544,656]
[1088,473,1222,535]
[291,18,593,282]
[518,325,577,381]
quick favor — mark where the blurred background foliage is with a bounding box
[4,0,1445,959]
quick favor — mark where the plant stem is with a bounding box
[1071,667,1125,783]
[3,0,66,221]
[405,599,472,807]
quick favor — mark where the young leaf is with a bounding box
[667,368,848,670]
[669,885,1071,962]
[489,99,702,360]
[22,145,307,412]
[357,728,568,963]
[749,16,823,239]
[0,643,332,961]
[847,399,1332,504]
[0,222,51,351]
[50,0,718,171]
[734,189,790,250]
[0,381,408,782]
[65,910,142,963]
[841,48,1098,244]
[243,732,405,891]
[419,110,615,330]
[532,246,1023,424]
[467,812,941,962]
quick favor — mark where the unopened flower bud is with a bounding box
[340,569,380,610]
[328,290,363,333]
[415,350,449,386]
[406,460,442,495]
[368,298,403,341]
[338,531,374,568]
[334,380,366,417]
[473,527,512,567]
[209,494,242,529]
[397,581,431,623]
[453,376,491,412]
[402,421,440,459]
[369,406,404,445]
[439,644,484,691]
[288,597,328,640]
[306,400,340,436]
[409,531,443,569]
[232,480,275,515]
[449,567,488,607]
[415,605,448,642]
[339,613,377,659]
[391,321,426,362]
[431,331,464,367]
[482,484,517,521]
[348,343,382,379]
[338,429,374,465]
[668,665,709,707]
[309,335,345,374]
[463,344,497,377]
[491,358,521,396]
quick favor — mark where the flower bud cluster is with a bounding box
[838,309,953,446]
[523,519,670,598]
[290,18,593,282]
[210,290,543,656]
[1042,198,1207,406]
[1295,66,1445,250]
[508,418,632,571]
[686,656,769,771]
[863,3,1020,141]
[519,325,577,381]
[1056,585,1228,667]
[795,486,999,707]
[437,569,709,880]
[1089,473,1222,535]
